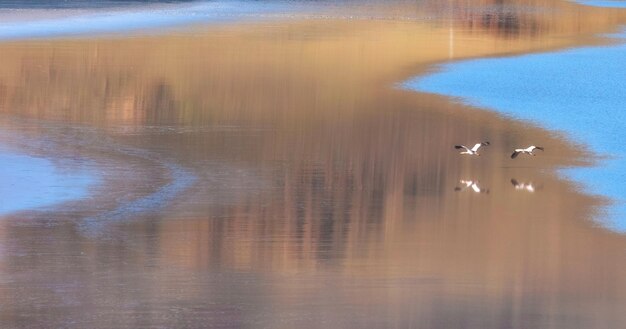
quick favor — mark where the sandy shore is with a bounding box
[0,0,625,327]
[405,26,626,231]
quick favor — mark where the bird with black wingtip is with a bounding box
[454,141,490,156]
[511,145,544,159]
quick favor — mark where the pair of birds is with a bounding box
[455,179,538,194]
[454,142,543,159]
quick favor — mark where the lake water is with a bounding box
[1,0,626,328]
[0,149,97,214]
[0,1,292,40]
[405,28,626,232]
[576,0,626,8]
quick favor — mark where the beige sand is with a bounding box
[0,0,625,327]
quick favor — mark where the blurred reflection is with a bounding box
[455,179,489,193]
[417,0,626,38]
[511,178,541,192]
[0,1,624,328]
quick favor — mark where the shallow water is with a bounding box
[405,29,626,231]
[576,0,626,8]
[0,0,626,328]
[0,1,294,40]
[0,149,96,214]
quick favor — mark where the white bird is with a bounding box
[511,145,544,159]
[455,180,489,194]
[511,179,538,192]
[454,142,490,156]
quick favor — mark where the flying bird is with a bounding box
[511,179,538,192]
[455,142,490,156]
[511,145,544,159]
[455,180,489,194]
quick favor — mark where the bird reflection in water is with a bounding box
[455,180,490,194]
[511,179,541,192]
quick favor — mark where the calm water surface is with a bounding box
[0,149,96,215]
[0,1,296,40]
[0,0,626,328]
[406,28,626,231]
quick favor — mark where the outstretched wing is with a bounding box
[534,146,544,151]
[455,145,470,151]
[511,151,520,159]
[511,179,519,186]
[471,184,481,193]
[471,141,490,152]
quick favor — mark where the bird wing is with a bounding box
[455,145,470,151]
[511,151,520,159]
[511,179,519,186]
[471,184,481,193]
[456,180,472,191]
[535,146,544,151]
[471,143,483,152]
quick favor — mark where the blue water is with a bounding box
[0,150,98,215]
[0,1,290,40]
[0,1,193,9]
[575,0,626,8]
[404,30,626,232]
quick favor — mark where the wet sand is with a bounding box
[0,0,626,328]
[406,26,626,231]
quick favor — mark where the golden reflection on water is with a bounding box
[0,0,626,328]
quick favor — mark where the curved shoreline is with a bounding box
[1,2,626,327]
[403,26,626,232]
[0,0,295,40]
[1,1,625,229]
[78,144,198,236]
[0,118,198,233]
